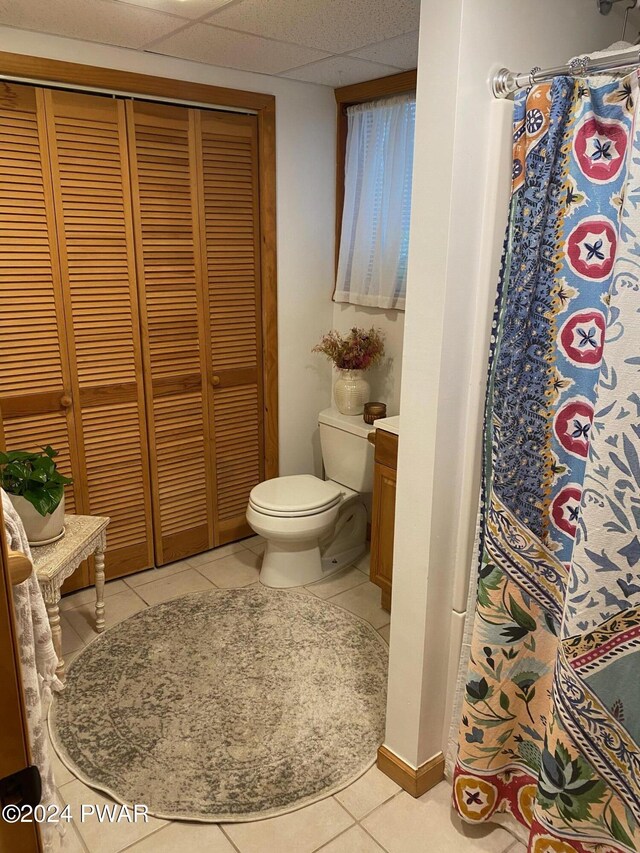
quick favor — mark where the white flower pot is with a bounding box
[7,493,65,545]
[334,369,370,416]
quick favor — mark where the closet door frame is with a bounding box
[0,51,279,485]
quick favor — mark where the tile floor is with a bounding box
[52,538,519,853]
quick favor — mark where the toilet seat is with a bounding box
[249,475,343,518]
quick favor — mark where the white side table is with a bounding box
[31,514,110,680]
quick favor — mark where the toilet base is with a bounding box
[319,541,367,576]
[260,540,323,588]
[259,499,368,589]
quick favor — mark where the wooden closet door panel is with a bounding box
[127,101,214,565]
[0,84,80,517]
[197,112,264,543]
[44,90,153,578]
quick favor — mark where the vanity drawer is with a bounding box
[375,428,398,468]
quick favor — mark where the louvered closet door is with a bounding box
[0,84,81,521]
[126,101,215,565]
[196,111,264,544]
[43,89,154,578]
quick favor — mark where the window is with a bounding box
[335,93,416,311]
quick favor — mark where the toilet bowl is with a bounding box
[246,409,374,589]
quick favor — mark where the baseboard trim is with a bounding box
[377,746,445,798]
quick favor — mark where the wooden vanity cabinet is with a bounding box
[370,428,398,612]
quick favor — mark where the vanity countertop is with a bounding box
[374,415,399,436]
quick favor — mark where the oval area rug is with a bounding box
[50,587,388,822]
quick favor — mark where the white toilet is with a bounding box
[246,408,374,588]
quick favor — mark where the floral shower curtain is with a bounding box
[453,72,640,853]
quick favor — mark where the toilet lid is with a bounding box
[249,475,343,515]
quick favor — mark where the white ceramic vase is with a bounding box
[334,369,370,416]
[7,493,65,545]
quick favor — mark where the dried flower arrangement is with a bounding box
[312,327,385,371]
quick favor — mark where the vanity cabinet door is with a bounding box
[370,430,398,612]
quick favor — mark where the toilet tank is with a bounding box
[318,408,374,493]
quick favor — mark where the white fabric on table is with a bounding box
[3,489,64,851]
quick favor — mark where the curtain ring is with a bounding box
[568,56,590,77]
[529,66,542,84]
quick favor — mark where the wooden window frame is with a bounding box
[0,50,279,481]
[334,69,417,275]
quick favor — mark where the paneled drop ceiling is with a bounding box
[0,0,420,86]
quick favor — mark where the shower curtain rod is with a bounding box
[492,47,640,97]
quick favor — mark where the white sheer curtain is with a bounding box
[335,93,416,311]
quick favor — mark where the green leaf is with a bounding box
[6,450,37,462]
[610,812,634,849]
[33,456,55,476]
[48,484,63,505]
[544,611,558,636]
[23,488,54,517]
[499,691,510,711]
[509,595,537,631]
[466,677,489,703]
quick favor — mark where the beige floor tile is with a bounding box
[63,647,82,669]
[329,582,390,629]
[49,735,75,787]
[126,820,236,852]
[362,783,514,853]
[134,568,214,606]
[60,614,85,657]
[248,541,266,556]
[58,778,166,853]
[334,766,400,820]
[186,542,246,567]
[353,548,371,575]
[240,535,264,548]
[196,550,261,589]
[306,567,368,600]
[60,579,128,612]
[318,825,385,852]
[63,588,147,644]
[377,624,390,644]
[505,844,527,853]
[257,582,314,596]
[124,560,192,588]
[59,822,87,852]
[222,797,353,853]
[284,584,314,596]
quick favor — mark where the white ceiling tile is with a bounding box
[204,0,420,54]
[0,0,183,49]
[148,22,330,73]
[282,55,403,88]
[112,0,235,22]
[349,30,419,70]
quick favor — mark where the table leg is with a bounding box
[95,548,106,633]
[46,595,65,682]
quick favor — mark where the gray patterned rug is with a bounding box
[49,587,388,822]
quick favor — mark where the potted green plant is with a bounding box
[0,446,72,545]
[312,327,385,415]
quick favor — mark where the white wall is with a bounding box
[384,0,625,770]
[332,304,404,414]
[0,28,337,478]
